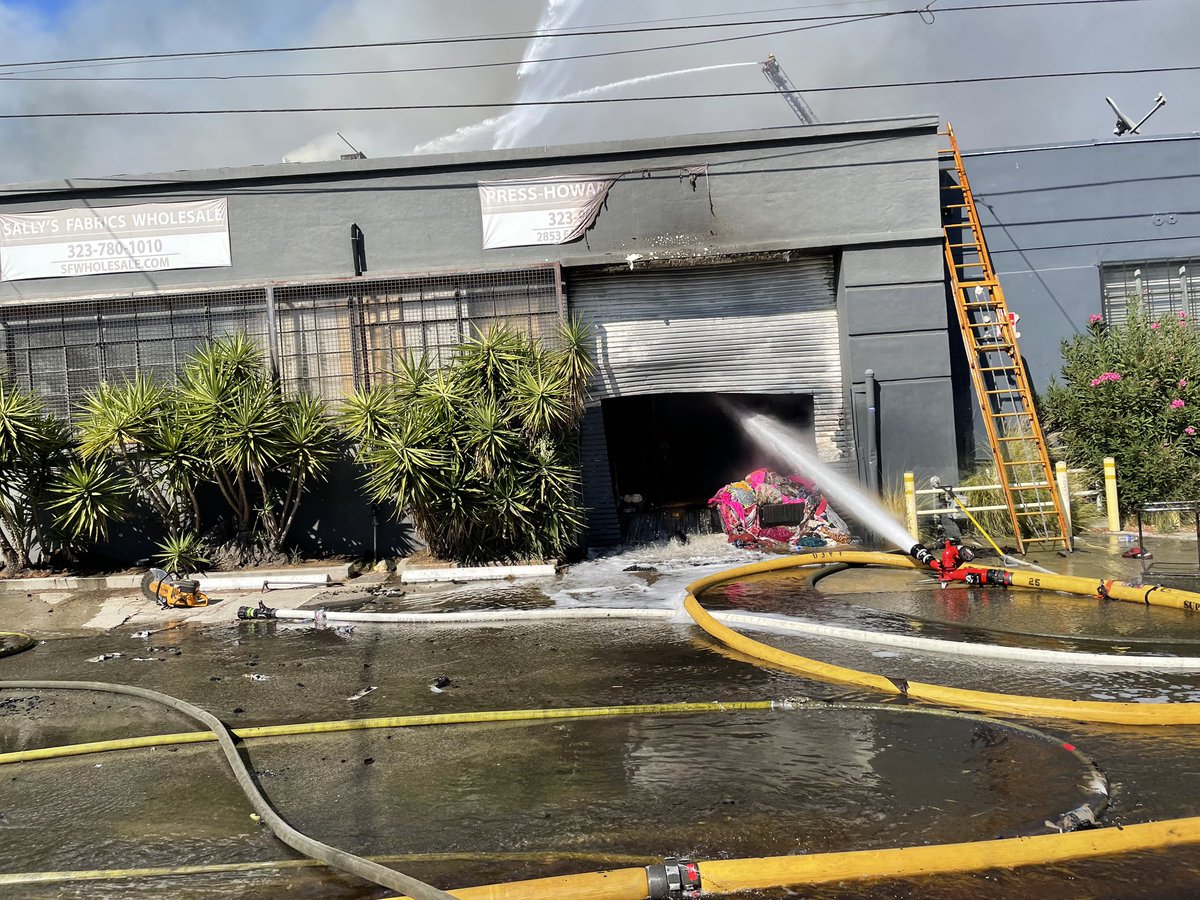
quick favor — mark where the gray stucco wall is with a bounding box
[964,133,1200,391]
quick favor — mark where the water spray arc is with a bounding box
[735,412,919,552]
[413,63,757,155]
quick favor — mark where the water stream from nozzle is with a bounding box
[735,412,919,555]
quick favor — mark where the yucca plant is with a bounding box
[48,459,130,544]
[155,531,210,576]
[0,379,74,570]
[0,378,126,571]
[75,373,202,537]
[456,324,528,402]
[555,317,597,418]
[343,323,592,564]
[175,333,340,551]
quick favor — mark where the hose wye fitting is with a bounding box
[646,857,701,899]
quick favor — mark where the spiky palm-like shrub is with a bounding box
[175,333,341,551]
[1044,304,1200,520]
[0,378,128,571]
[75,373,205,538]
[341,320,594,563]
[155,531,210,576]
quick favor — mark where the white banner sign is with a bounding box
[478,175,616,250]
[0,198,231,281]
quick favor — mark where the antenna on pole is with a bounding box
[1105,92,1166,136]
[761,53,818,125]
[337,132,367,159]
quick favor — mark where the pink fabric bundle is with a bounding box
[710,468,851,552]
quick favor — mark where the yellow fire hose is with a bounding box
[10,549,1200,898]
[375,814,1200,900]
[683,551,1200,725]
[0,851,657,888]
[0,701,778,766]
[0,690,1107,893]
[0,631,34,658]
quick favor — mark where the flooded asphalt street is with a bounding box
[4,536,1200,898]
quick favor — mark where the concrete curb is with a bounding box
[0,574,143,592]
[0,563,353,595]
[399,564,557,584]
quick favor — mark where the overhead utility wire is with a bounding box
[0,0,1150,73]
[8,60,1196,89]
[0,11,898,79]
[2,62,1200,120]
[1,70,1193,118]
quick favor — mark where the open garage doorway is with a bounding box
[601,391,814,542]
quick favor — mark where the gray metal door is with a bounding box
[568,256,848,463]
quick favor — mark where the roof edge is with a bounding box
[0,114,940,198]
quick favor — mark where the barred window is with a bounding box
[0,288,268,418]
[0,265,564,416]
[274,266,563,400]
[1101,259,1200,324]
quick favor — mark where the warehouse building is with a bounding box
[0,115,962,552]
[965,132,1200,392]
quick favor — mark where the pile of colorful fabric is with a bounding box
[709,468,852,552]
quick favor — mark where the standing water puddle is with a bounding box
[5,531,1200,897]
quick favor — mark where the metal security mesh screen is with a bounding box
[0,288,268,418]
[0,266,564,417]
[274,266,563,399]
[1102,259,1200,324]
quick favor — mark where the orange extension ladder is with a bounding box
[938,124,1070,554]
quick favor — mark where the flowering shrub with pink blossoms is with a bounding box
[1044,303,1200,517]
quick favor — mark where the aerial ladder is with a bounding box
[761,54,818,125]
[939,124,1071,554]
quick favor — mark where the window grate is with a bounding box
[1101,259,1200,324]
[0,288,268,419]
[273,266,563,400]
[0,265,565,416]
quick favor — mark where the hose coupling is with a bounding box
[909,543,938,569]
[237,601,277,620]
[646,857,702,899]
[1046,803,1097,833]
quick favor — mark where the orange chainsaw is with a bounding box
[140,567,210,609]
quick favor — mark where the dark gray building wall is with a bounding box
[0,116,942,301]
[0,116,963,553]
[963,133,1200,391]
[841,241,960,486]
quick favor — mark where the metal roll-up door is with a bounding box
[568,256,848,464]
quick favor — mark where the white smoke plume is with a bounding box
[0,0,1196,184]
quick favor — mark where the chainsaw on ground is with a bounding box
[140,567,210,609]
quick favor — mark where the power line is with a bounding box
[0,62,1195,120]
[0,0,1151,74]
[0,66,1192,119]
[0,11,900,79]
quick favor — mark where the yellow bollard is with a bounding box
[1055,461,1073,548]
[1103,456,1121,532]
[903,471,918,538]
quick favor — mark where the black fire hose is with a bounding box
[0,680,457,900]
